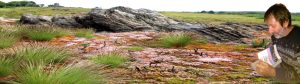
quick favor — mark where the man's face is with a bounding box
[265,15,283,36]
[265,15,287,38]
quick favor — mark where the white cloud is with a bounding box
[2,0,299,12]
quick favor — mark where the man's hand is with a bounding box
[253,60,276,77]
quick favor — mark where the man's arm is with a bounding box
[254,60,276,77]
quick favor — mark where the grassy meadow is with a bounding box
[0,7,90,18]
[161,12,300,25]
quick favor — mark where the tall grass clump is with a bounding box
[91,53,127,68]
[0,56,16,77]
[0,31,20,49]
[16,63,102,84]
[21,25,69,41]
[74,28,94,39]
[14,44,71,64]
[160,32,193,48]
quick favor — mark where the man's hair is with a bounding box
[264,3,292,27]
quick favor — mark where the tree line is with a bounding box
[0,1,40,8]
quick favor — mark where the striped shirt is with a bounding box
[271,26,300,83]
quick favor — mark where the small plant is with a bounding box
[160,32,193,48]
[16,63,102,84]
[251,77,269,82]
[0,31,20,49]
[252,38,270,48]
[15,44,71,64]
[80,43,90,48]
[0,56,16,77]
[75,28,94,39]
[91,53,127,68]
[166,77,196,84]
[125,46,144,51]
[22,26,69,41]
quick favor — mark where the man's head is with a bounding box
[264,3,292,38]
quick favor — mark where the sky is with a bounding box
[1,0,300,12]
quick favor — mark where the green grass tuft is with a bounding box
[0,56,16,77]
[15,44,71,64]
[0,31,20,49]
[125,46,144,51]
[160,33,193,48]
[74,28,94,39]
[22,25,69,41]
[91,53,127,68]
[16,63,103,84]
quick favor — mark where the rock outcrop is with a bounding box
[191,22,268,43]
[20,14,52,24]
[20,6,180,32]
[19,6,267,43]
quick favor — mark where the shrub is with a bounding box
[0,31,20,49]
[251,38,269,48]
[160,32,193,48]
[74,28,94,39]
[16,63,102,84]
[0,56,16,77]
[15,44,71,64]
[91,53,127,68]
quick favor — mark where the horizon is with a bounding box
[1,0,300,13]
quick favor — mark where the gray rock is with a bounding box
[83,6,178,32]
[20,14,52,24]
[38,16,52,22]
[52,16,83,27]
[20,14,40,24]
[193,26,250,43]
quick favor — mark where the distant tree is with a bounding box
[0,1,5,8]
[5,1,19,7]
[208,10,215,14]
[200,10,207,13]
[23,1,38,7]
[6,1,39,7]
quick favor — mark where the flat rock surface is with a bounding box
[48,31,269,83]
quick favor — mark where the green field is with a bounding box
[0,7,90,18]
[161,12,300,25]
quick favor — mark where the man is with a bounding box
[254,3,300,83]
